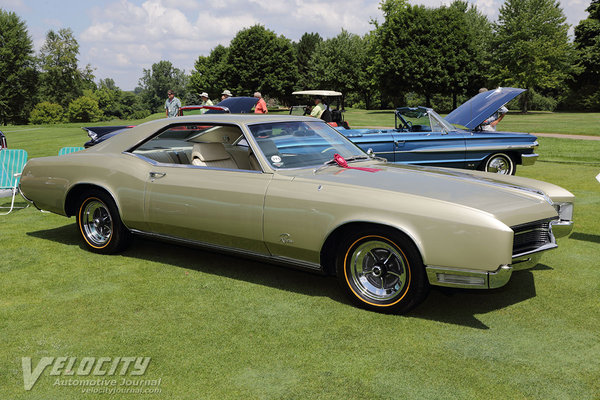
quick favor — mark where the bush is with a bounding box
[29,102,65,124]
[129,110,151,120]
[67,96,103,122]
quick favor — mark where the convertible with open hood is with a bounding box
[339,87,536,175]
[20,114,574,313]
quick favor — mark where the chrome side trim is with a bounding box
[465,144,539,151]
[129,229,323,273]
[426,264,513,289]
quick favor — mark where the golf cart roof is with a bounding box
[292,90,343,97]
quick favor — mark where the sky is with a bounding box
[2,0,592,91]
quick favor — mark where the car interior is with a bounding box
[130,123,262,172]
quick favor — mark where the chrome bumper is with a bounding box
[426,265,513,289]
[521,153,539,166]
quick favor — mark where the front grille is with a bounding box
[512,218,555,256]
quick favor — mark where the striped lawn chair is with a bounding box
[58,146,85,156]
[0,149,28,215]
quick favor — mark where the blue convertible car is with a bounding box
[337,87,538,175]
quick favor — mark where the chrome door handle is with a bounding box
[149,171,166,180]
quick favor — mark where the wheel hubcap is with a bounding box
[488,157,511,174]
[82,200,113,246]
[348,240,408,302]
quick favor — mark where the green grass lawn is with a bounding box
[1,118,599,399]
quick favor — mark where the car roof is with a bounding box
[292,90,343,97]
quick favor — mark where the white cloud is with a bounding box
[76,0,589,89]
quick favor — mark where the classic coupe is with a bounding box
[20,115,574,313]
[339,87,538,175]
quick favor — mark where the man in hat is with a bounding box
[254,92,268,114]
[221,90,232,101]
[200,92,213,113]
[165,89,181,118]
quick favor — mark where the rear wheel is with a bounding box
[483,153,515,175]
[336,229,428,313]
[77,190,131,254]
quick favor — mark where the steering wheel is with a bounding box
[303,106,311,116]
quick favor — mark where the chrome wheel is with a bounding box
[485,153,514,175]
[347,238,409,302]
[80,199,113,247]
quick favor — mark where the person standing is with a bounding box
[200,92,213,113]
[254,92,268,114]
[165,89,181,118]
[478,88,508,131]
[221,90,232,100]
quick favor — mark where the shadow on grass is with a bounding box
[29,224,538,330]
[569,231,600,244]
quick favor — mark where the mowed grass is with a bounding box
[1,117,599,399]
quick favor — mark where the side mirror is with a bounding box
[367,148,375,158]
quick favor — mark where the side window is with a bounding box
[131,123,254,171]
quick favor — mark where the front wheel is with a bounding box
[483,153,516,175]
[336,229,428,313]
[77,190,131,254]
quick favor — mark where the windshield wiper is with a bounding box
[313,158,338,174]
[313,155,369,174]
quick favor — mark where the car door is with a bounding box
[131,122,272,254]
[392,130,467,169]
[340,129,396,161]
[144,166,271,254]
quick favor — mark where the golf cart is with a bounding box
[290,90,349,129]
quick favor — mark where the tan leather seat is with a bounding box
[191,143,238,169]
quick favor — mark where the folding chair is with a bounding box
[58,146,85,156]
[0,149,29,215]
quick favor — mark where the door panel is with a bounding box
[393,131,467,168]
[144,165,272,254]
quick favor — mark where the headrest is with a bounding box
[255,138,279,156]
[192,143,230,162]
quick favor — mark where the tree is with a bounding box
[295,32,322,89]
[0,9,38,125]
[226,25,298,102]
[188,45,230,101]
[309,30,376,108]
[573,0,600,110]
[137,60,187,113]
[491,0,575,112]
[38,28,88,107]
[440,2,492,109]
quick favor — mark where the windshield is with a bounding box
[247,120,365,169]
[396,108,456,132]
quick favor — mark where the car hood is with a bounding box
[445,87,525,130]
[281,162,558,227]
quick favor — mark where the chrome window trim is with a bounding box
[123,152,264,174]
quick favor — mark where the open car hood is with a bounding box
[445,87,525,130]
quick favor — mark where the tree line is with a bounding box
[1,0,599,125]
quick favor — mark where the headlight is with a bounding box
[554,202,574,222]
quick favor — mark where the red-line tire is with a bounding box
[77,190,131,254]
[336,229,428,313]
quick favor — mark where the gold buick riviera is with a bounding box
[19,115,574,313]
